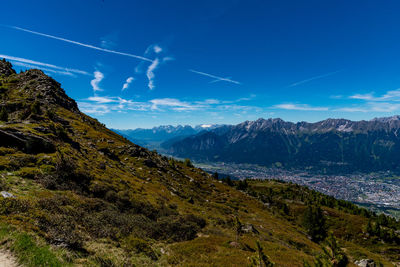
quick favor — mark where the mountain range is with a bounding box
[0,60,399,266]
[113,124,223,151]
[165,117,400,173]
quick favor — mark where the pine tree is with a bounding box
[184,158,193,167]
[212,172,219,180]
[321,234,348,267]
[302,205,327,242]
[366,219,373,234]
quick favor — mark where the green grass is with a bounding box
[0,223,67,267]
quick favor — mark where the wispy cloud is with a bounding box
[342,88,400,113]
[78,95,257,115]
[189,69,241,85]
[87,96,118,103]
[273,103,329,111]
[350,89,400,102]
[349,93,375,101]
[91,71,104,92]
[8,26,153,62]
[153,45,162,54]
[146,58,160,90]
[0,54,90,76]
[78,102,111,115]
[100,32,118,49]
[11,62,75,77]
[129,44,173,90]
[335,107,369,113]
[150,98,200,111]
[122,77,134,91]
[287,70,342,88]
[336,102,400,113]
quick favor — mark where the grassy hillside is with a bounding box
[0,60,399,266]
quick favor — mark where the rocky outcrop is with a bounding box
[0,128,55,154]
[354,259,376,267]
[0,59,16,76]
[20,69,79,112]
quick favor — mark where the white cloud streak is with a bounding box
[150,98,200,111]
[122,77,134,91]
[0,54,90,76]
[11,62,75,77]
[146,58,160,90]
[91,71,104,92]
[342,88,400,112]
[189,69,241,85]
[153,45,162,54]
[78,95,258,115]
[287,70,342,87]
[274,103,329,111]
[350,89,400,102]
[9,26,153,62]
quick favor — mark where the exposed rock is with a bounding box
[354,259,376,267]
[0,128,55,154]
[0,191,15,198]
[20,69,79,112]
[240,224,259,234]
[0,60,16,76]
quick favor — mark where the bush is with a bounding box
[184,158,194,168]
[302,205,327,242]
[0,106,8,121]
[124,236,157,260]
[153,214,206,242]
[17,167,41,179]
[30,101,41,115]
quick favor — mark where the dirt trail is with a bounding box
[0,250,18,267]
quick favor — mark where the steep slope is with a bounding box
[0,60,399,266]
[168,118,400,173]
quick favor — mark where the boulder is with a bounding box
[354,259,376,267]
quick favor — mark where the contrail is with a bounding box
[287,70,343,87]
[8,25,153,62]
[189,69,241,84]
[0,54,90,75]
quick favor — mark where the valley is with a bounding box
[193,161,400,218]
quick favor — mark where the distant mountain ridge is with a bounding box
[113,124,224,150]
[167,117,400,173]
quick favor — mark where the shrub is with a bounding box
[0,198,31,215]
[153,214,206,242]
[17,167,41,179]
[124,236,157,260]
[302,205,327,242]
[212,172,219,180]
[0,177,8,191]
[184,158,194,168]
[0,106,8,121]
[36,213,84,250]
[30,101,41,115]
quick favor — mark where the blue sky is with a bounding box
[2,0,400,128]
